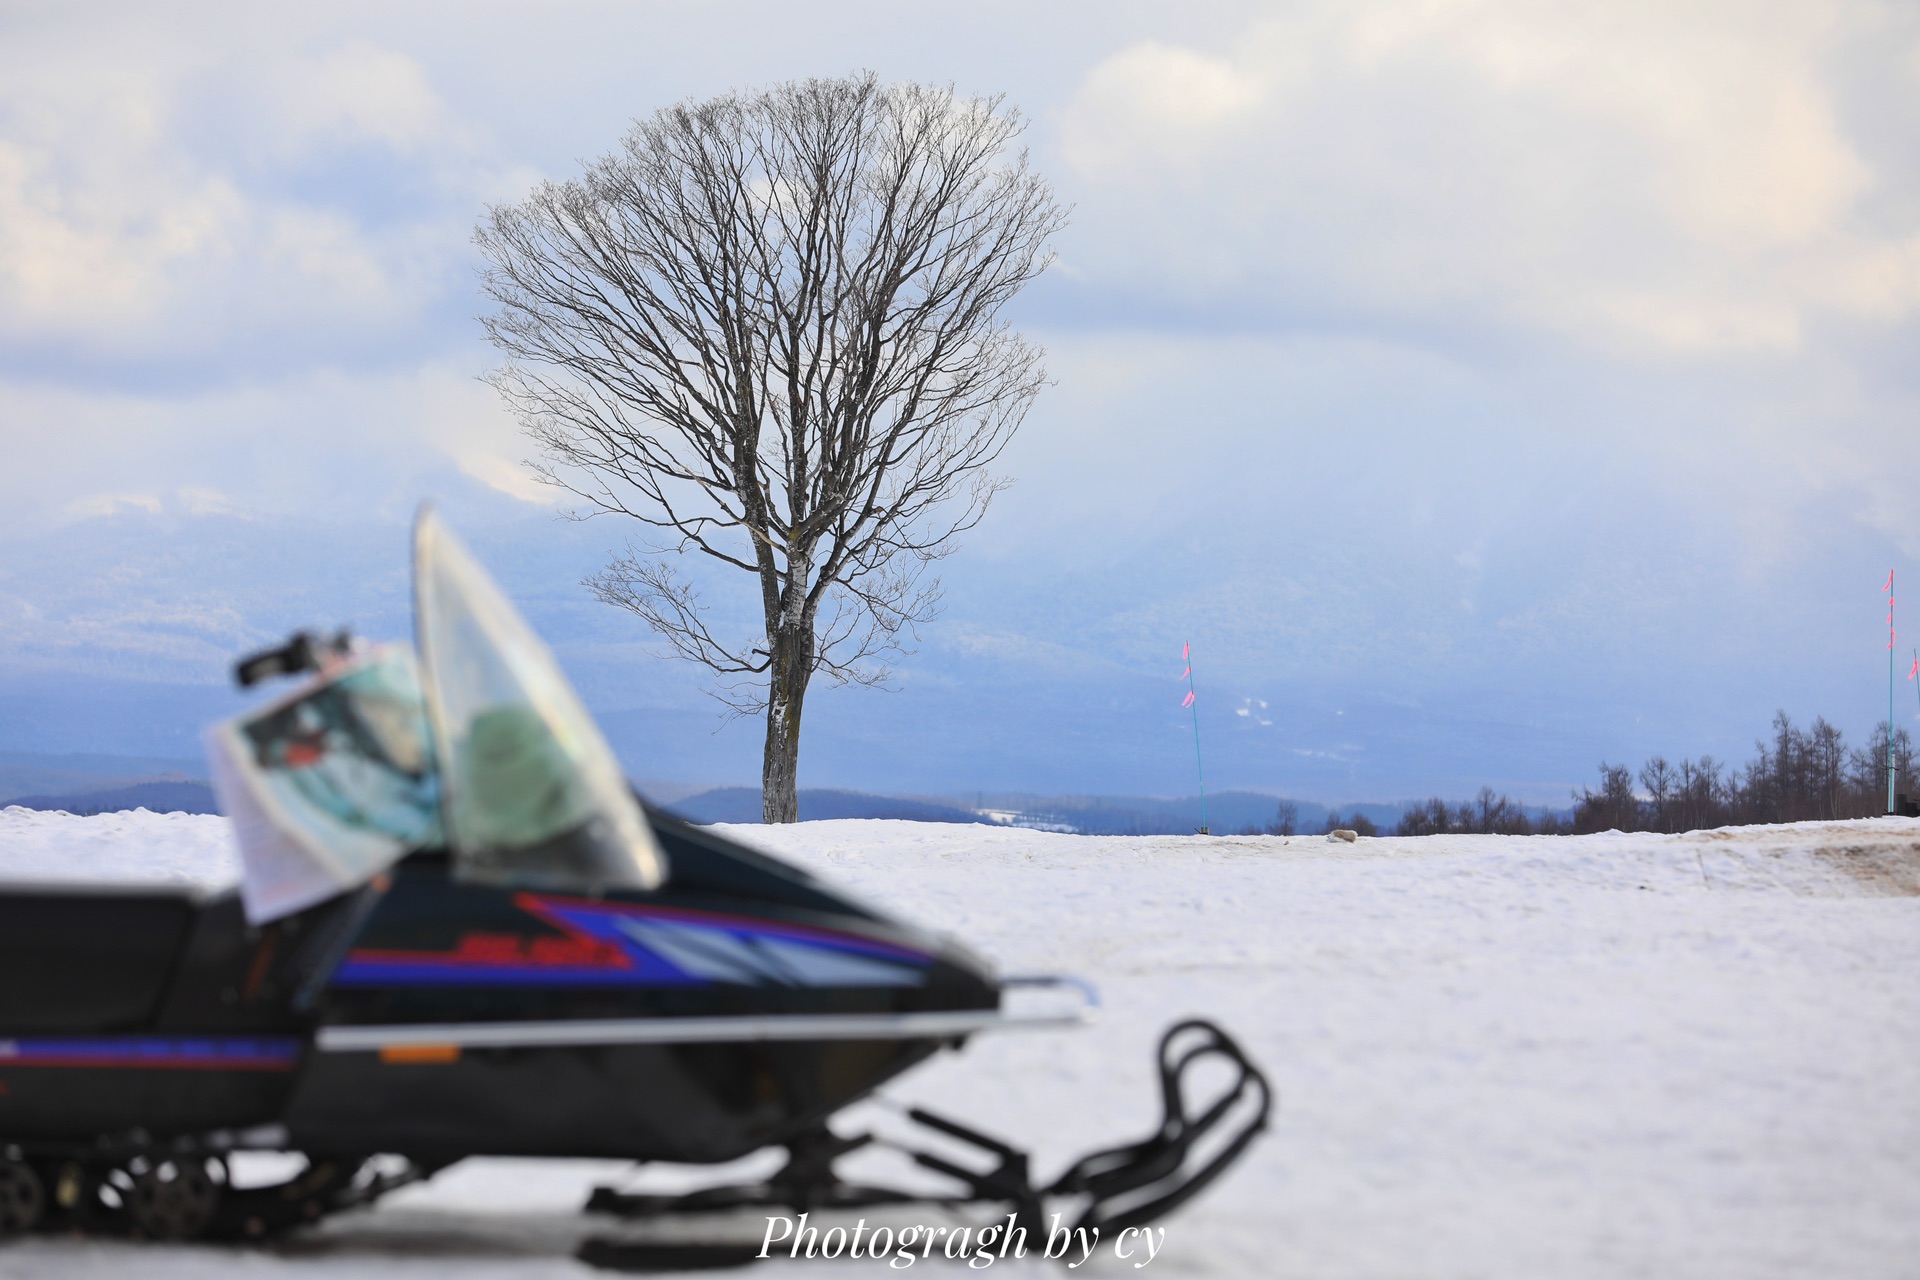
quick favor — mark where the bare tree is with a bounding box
[1468,785,1533,835]
[1638,756,1676,832]
[1854,722,1917,812]
[1573,762,1641,833]
[1675,755,1723,832]
[476,75,1066,821]
[1807,717,1846,820]
[1394,798,1453,837]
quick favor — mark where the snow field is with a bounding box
[1,808,1917,1278]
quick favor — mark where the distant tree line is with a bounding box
[1393,713,1918,838]
[1395,787,1547,836]
[1240,800,1382,837]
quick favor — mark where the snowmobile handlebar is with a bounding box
[233,629,354,688]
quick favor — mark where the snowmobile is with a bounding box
[0,510,1268,1266]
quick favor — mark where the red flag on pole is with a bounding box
[1179,640,1208,831]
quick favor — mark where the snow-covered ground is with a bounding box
[3,807,1918,1278]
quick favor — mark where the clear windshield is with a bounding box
[412,508,665,893]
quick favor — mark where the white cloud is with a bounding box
[0,360,551,535]
[0,131,249,340]
[275,40,456,152]
[415,367,553,504]
[1058,0,1918,354]
[0,26,491,364]
[1061,42,1267,181]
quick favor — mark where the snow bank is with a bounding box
[2,811,1917,1278]
[0,805,238,888]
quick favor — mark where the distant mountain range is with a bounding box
[0,751,1423,834]
[4,779,220,816]
[0,750,204,803]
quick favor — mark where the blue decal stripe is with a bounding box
[520,894,935,966]
[334,897,935,989]
[0,1036,302,1071]
[329,959,704,987]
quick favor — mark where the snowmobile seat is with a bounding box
[0,884,201,1032]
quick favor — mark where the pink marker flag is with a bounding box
[1889,570,1897,592]
[1910,656,1918,679]
[1182,690,1195,708]
[1180,666,1190,679]
[1182,641,1190,660]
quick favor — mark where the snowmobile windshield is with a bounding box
[206,644,441,923]
[412,508,665,894]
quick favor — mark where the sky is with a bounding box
[3,0,1919,806]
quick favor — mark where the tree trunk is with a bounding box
[761,622,813,823]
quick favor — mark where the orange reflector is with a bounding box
[379,1044,460,1065]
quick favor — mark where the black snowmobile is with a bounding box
[0,511,1268,1265]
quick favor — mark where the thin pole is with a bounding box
[1185,642,1207,834]
[1907,646,1920,819]
[1889,572,1898,815]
